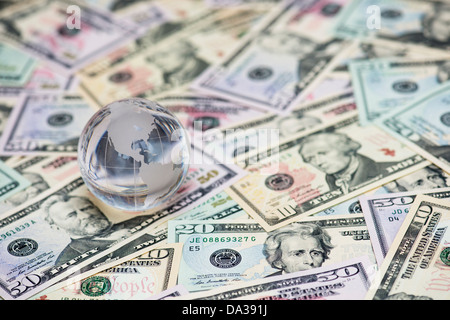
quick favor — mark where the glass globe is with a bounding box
[77,98,190,211]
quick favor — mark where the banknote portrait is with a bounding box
[4,172,49,207]
[358,42,407,60]
[146,40,209,91]
[385,165,450,192]
[277,114,321,138]
[108,0,147,11]
[255,31,340,93]
[263,222,334,276]
[41,194,149,265]
[437,61,450,83]
[383,292,432,300]
[382,3,450,48]
[422,144,450,164]
[297,131,397,194]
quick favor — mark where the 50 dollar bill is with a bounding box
[181,256,376,300]
[365,195,450,300]
[360,187,450,266]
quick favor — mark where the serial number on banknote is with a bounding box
[0,220,37,242]
[387,208,409,222]
[188,236,257,244]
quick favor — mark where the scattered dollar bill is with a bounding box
[0,63,78,97]
[334,0,450,52]
[97,0,169,29]
[360,187,450,266]
[78,7,265,106]
[365,195,450,300]
[175,191,249,221]
[156,93,266,144]
[168,215,376,292]
[40,223,170,292]
[0,155,79,213]
[0,175,179,300]
[200,90,356,163]
[0,146,245,300]
[181,256,376,300]
[0,93,96,156]
[77,0,215,81]
[376,81,450,174]
[32,243,182,300]
[333,38,450,75]
[191,0,353,113]
[168,219,275,292]
[55,224,169,285]
[155,145,247,218]
[0,42,35,87]
[300,74,352,103]
[1,0,449,303]
[228,114,425,231]
[351,58,450,125]
[0,0,137,74]
[0,95,15,162]
[314,163,450,217]
[205,0,281,8]
[0,159,30,202]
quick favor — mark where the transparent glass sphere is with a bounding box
[77,98,190,211]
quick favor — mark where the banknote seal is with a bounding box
[109,71,133,83]
[440,247,450,266]
[7,238,38,257]
[440,112,450,127]
[47,113,73,127]
[265,174,294,191]
[209,249,242,268]
[392,80,418,93]
[80,276,112,297]
[248,66,273,80]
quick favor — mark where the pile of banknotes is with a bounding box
[0,0,449,301]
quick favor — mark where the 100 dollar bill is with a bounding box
[360,187,450,266]
[366,195,450,300]
[228,114,425,231]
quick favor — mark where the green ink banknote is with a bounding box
[376,81,450,174]
[0,160,30,204]
[0,43,35,87]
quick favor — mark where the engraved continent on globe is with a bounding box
[77,98,190,211]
